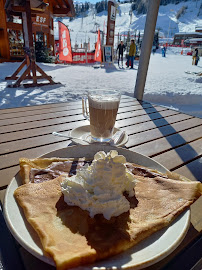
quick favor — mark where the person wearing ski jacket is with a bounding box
[117,41,125,67]
[127,40,136,69]
[193,48,199,66]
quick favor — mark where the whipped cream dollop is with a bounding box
[61,150,136,220]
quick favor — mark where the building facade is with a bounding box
[0,0,75,63]
[173,32,202,46]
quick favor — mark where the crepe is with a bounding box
[19,157,191,185]
[19,157,91,184]
[14,174,202,270]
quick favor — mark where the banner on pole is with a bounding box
[58,21,72,62]
[94,29,102,62]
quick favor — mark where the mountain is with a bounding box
[54,0,202,50]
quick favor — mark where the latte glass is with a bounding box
[82,89,121,142]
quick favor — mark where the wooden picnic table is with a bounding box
[0,95,202,270]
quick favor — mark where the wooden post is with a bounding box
[134,0,161,100]
[23,0,37,82]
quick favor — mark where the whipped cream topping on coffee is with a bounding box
[61,150,136,220]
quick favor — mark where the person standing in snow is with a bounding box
[117,41,125,68]
[192,48,197,65]
[192,48,199,66]
[127,39,136,69]
[162,46,166,57]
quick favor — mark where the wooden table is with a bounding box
[0,95,202,270]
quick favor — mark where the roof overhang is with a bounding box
[51,0,75,17]
[5,0,75,17]
[5,0,47,10]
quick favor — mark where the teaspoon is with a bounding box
[52,131,90,145]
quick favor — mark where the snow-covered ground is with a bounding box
[0,47,201,118]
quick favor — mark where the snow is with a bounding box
[54,0,202,49]
[0,47,201,118]
[0,1,201,118]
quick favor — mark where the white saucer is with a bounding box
[69,125,128,147]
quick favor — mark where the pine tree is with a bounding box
[35,42,54,63]
[153,31,159,49]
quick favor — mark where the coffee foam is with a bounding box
[89,95,120,110]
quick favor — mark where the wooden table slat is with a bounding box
[1,119,201,165]
[0,95,144,119]
[131,126,202,157]
[153,140,202,172]
[122,116,200,137]
[0,121,87,144]
[0,98,138,121]
[0,112,196,145]
[127,123,202,148]
[0,101,165,128]
[0,115,86,134]
[0,105,179,134]
[117,110,180,128]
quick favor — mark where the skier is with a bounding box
[162,46,166,57]
[117,41,125,68]
[127,39,136,69]
[193,48,199,66]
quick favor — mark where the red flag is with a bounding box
[58,21,72,62]
[94,29,102,62]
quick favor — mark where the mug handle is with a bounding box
[82,95,89,120]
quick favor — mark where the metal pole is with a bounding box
[134,0,161,100]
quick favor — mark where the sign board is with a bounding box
[106,1,116,46]
[72,52,95,63]
[110,5,116,21]
[103,45,113,63]
[32,14,49,28]
[55,42,95,64]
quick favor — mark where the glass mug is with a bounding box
[82,89,121,142]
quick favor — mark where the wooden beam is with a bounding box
[53,0,63,8]
[10,5,26,12]
[31,7,47,13]
[53,7,71,15]
[134,0,161,100]
[7,22,23,30]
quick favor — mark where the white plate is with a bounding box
[4,145,190,270]
[69,125,128,147]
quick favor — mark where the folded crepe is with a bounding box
[14,174,202,270]
[19,157,91,184]
[19,157,191,185]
